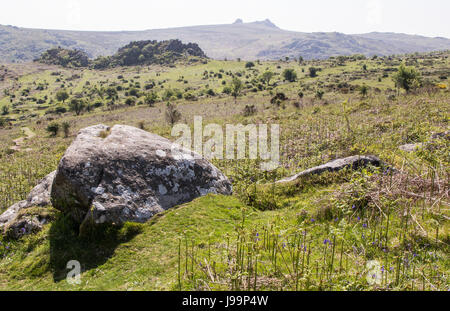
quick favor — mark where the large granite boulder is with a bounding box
[50,124,232,229]
[0,124,232,238]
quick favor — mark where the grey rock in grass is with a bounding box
[399,143,423,152]
[431,131,449,140]
[276,155,386,184]
[50,124,232,230]
[0,171,56,237]
[399,131,449,152]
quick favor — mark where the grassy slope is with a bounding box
[0,52,448,290]
[0,195,244,290]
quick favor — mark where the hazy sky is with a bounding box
[1,0,449,38]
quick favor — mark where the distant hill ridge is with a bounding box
[1,19,450,62]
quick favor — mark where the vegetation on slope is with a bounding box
[35,47,90,68]
[0,50,448,291]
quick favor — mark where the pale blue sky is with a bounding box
[1,0,449,38]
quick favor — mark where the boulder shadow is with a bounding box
[48,214,143,282]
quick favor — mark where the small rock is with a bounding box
[0,171,56,237]
[431,131,449,140]
[399,143,422,152]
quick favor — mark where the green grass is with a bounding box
[0,195,245,290]
[0,51,448,291]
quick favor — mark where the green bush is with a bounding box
[392,63,422,92]
[46,122,60,137]
[245,61,255,69]
[282,69,297,82]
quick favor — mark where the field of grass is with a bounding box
[0,51,448,291]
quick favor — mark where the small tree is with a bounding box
[298,90,304,104]
[315,89,324,100]
[56,90,69,103]
[282,69,297,82]
[261,71,274,86]
[165,102,181,126]
[46,122,59,137]
[1,105,9,115]
[61,121,70,138]
[359,84,369,98]
[144,92,158,107]
[231,77,243,104]
[309,67,318,78]
[392,63,421,93]
[68,98,85,115]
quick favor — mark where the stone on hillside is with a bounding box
[431,131,449,140]
[0,171,56,238]
[399,131,449,152]
[399,143,422,152]
[50,124,232,230]
[276,155,386,184]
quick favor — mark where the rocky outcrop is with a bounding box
[276,155,387,184]
[50,124,232,230]
[93,39,207,68]
[0,171,55,238]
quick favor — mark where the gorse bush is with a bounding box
[393,63,422,93]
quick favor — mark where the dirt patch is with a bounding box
[10,127,35,152]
